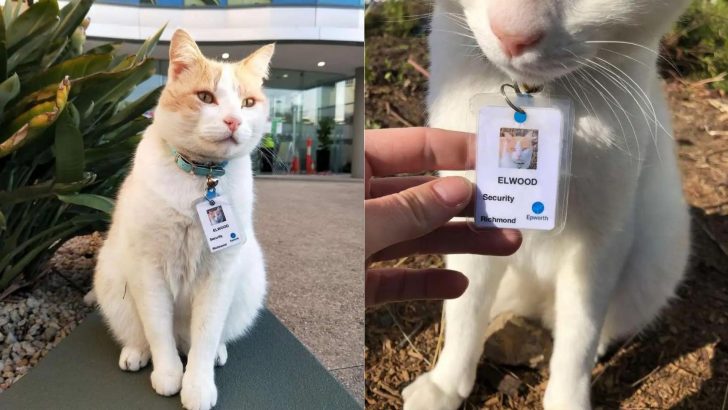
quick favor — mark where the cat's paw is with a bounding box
[215,344,227,367]
[402,372,463,410]
[150,361,184,396]
[83,289,97,306]
[118,346,150,371]
[181,371,218,410]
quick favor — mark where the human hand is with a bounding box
[365,127,522,306]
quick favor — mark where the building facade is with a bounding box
[82,0,365,176]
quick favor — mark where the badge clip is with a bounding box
[205,175,218,205]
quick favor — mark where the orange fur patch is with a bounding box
[158,30,270,116]
[159,58,223,114]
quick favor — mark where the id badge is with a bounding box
[470,91,573,232]
[195,195,245,252]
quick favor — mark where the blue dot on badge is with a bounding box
[532,201,545,215]
[230,233,237,239]
[514,111,527,123]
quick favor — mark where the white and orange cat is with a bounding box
[90,29,273,410]
[403,1,692,410]
[499,130,535,169]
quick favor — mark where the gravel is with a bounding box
[0,233,103,393]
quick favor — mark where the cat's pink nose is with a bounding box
[490,22,544,58]
[223,116,240,132]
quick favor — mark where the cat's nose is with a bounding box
[490,22,544,58]
[223,116,240,133]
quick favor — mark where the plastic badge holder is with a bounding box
[468,89,574,234]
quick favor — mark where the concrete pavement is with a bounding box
[253,177,363,404]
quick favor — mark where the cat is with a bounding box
[91,29,273,410]
[500,130,535,169]
[402,1,692,409]
[207,207,226,225]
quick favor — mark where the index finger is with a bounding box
[365,127,475,176]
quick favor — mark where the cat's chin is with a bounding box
[497,64,571,88]
[489,52,588,89]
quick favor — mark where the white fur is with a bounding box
[403,1,692,409]
[93,60,269,410]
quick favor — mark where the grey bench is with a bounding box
[0,310,360,410]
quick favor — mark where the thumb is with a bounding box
[365,176,472,257]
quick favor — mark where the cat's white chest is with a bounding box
[162,219,207,297]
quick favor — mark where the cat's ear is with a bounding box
[240,43,275,80]
[168,29,204,79]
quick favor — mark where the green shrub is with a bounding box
[317,117,335,151]
[0,0,165,293]
[663,0,728,89]
[365,0,429,38]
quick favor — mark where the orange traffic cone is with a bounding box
[306,137,314,175]
[291,155,299,174]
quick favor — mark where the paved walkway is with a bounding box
[253,177,363,403]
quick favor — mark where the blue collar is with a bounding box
[172,149,228,178]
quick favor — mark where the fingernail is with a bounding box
[432,177,471,207]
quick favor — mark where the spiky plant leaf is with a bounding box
[6,0,58,51]
[57,193,114,214]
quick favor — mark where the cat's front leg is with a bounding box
[181,268,235,410]
[543,252,621,410]
[403,255,507,410]
[128,262,184,396]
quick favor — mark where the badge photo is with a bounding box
[472,92,573,232]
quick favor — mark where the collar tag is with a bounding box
[205,175,219,205]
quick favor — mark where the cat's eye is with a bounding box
[242,97,256,108]
[197,91,215,104]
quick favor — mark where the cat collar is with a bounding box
[172,149,228,178]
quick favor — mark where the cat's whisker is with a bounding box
[430,29,477,41]
[256,146,292,173]
[574,55,655,134]
[596,46,653,70]
[442,13,480,44]
[589,52,680,143]
[378,11,434,24]
[443,13,473,31]
[564,49,654,124]
[575,66,639,159]
[429,29,482,56]
[581,57,665,164]
[591,55,660,133]
[579,65,642,160]
[558,66,597,124]
[585,40,680,74]
[567,70,633,157]
[562,63,629,155]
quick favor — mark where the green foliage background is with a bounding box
[0,0,165,294]
[666,0,728,90]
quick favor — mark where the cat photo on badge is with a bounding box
[207,206,227,225]
[499,127,538,170]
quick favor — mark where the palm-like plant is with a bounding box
[0,0,165,295]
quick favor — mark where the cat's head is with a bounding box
[502,131,534,156]
[449,0,691,85]
[155,29,274,162]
